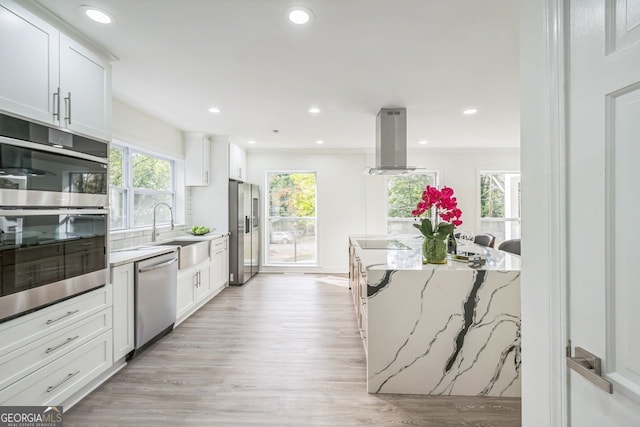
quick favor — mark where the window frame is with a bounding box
[109,142,176,231]
[263,170,318,267]
[385,171,439,235]
[478,170,521,242]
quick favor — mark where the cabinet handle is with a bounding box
[45,335,80,354]
[205,171,209,183]
[46,310,80,325]
[64,92,72,125]
[46,370,80,393]
[52,87,61,121]
[238,167,242,178]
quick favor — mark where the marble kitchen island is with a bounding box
[349,235,521,397]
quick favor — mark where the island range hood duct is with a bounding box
[365,107,423,175]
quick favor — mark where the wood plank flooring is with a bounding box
[65,274,521,426]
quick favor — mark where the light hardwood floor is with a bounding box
[65,274,521,426]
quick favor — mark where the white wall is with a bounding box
[110,98,189,249]
[112,98,183,159]
[248,148,519,273]
[247,150,368,273]
[365,148,520,236]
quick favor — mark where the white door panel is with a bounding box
[610,0,640,51]
[568,0,640,424]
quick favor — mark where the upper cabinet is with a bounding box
[0,0,111,141]
[58,33,111,141]
[228,142,246,181]
[184,132,212,186]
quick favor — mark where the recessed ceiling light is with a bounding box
[418,140,429,145]
[309,107,321,114]
[463,108,478,115]
[80,6,114,24]
[288,8,312,25]
[208,107,220,113]
[248,140,256,144]
[315,140,324,145]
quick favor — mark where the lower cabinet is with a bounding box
[210,236,228,294]
[176,259,211,324]
[111,263,134,361]
[0,331,112,405]
[0,286,113,406]
[349,240,368,357]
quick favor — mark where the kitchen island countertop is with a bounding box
[349,235,521,397]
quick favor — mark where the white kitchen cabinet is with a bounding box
[0,0,111,141]
[184,132,212,186]
[0,0,59,124]
[210,236,228,294]
[0,331,112,406]
[228,142,247,181]
[0,286,113,406]
[111,263,134,361]
[176,258,211,324]
[58,33,111,141]
[194,264,211,302]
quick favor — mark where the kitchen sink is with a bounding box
[155,239,209,269]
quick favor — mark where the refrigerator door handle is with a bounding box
[245,216,250,233]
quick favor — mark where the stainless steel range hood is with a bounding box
[365,107,424,175]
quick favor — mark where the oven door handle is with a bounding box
[0,209,108,216]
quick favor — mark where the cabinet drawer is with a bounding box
[0,286,111,357]
[0,330,112,406]
[0,308,111,390]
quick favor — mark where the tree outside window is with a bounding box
[266,172,317,265]
[479,172,521,243]
[387,173,437,234]
[109,143,175,230]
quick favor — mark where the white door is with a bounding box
[567,0,640,425]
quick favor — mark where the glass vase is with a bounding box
[422,236,448,264]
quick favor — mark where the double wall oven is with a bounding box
[0,113,108,322]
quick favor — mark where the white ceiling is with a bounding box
[33,0,519,150]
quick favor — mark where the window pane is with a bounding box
[132,152,172,190]
[387,174,436,234]
[133,193,172,228]
[110,190,127,230]
[266,172,317,265]
[480,172,521,245]
[480,174,506,218]
[109,146,124,187]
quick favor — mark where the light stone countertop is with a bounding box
[109,233,227,267]
[350,234,520,272]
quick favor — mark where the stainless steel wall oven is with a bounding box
[0,113,109,322]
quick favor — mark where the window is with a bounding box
[109,143,175,230]
[479,172,521,243]
[387,173,438,234]
[266,171,317,265]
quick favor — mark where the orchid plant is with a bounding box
[412,185,463,240]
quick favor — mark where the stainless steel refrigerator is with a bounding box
[229,181,260,285]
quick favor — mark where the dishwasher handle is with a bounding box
[138,257,178,273]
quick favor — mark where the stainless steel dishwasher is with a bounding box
[132,250,178,357]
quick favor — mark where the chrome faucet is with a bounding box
[152,202,174,242]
